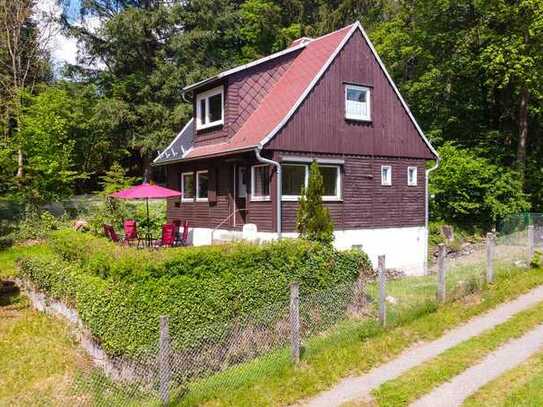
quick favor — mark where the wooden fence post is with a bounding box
[486,232,495,284]
[290,283,300,364]
[437,244,447,303]
[528,225,535,260]
[159,315,171,406]
[378,255,386,327]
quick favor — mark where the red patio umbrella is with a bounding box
[111,182,181,243]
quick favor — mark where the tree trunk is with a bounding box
[516,86,530,176]
[16,147,23,178]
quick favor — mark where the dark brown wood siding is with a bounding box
[192,50,300,147]
[277,151,426,233]
[165,154,275,232]
[267,31,435,160]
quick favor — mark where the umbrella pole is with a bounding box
[146,198,150,247]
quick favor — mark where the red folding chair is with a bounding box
[123,220,141,247]
[103,224,120,243]
[179,220,189,246]
[154,224,176,248]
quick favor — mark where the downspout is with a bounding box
[424,158,440,274]
[255,148,282,237]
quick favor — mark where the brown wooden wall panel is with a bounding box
[267,31,435,160]
[165,153,277,232]
[278,152,426,233]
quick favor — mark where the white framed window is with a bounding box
[381,165,392,186]
[345,84,371,121]
[282,164,309,201]
[319,165,341,201]
[196,85,224,130]
[196,170,209,201]
[281,163,341,201]
[407,166,417,186]
[181,172,195,202]
[251,164,271,201]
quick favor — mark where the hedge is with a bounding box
[18,230,372,356]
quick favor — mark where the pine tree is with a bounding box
[296,160,334,244]
[99,162,135,196]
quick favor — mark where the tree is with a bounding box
[430,143,530,229]
[0,0,52,179]
[296,161,334,244]
[14,86,86,205]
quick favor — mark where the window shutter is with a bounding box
[208,168,217,203]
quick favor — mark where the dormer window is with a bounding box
[345,84,371,121]
[196,86,224,130]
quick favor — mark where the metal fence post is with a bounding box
[437,244,447,303]
[486,232,495,284]
[378,255,386,327]
[528,225,535,260]
[289,283,300,364]
[159,315,171,406]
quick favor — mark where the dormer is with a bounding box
[195,85,224,130]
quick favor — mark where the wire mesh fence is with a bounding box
[69,224,540,406]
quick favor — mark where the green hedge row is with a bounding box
[18,230,372,356]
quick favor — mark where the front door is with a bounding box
[236,166,248,225]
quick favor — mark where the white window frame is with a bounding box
[181,172,195,202]
[196,85,224,130]
[281,163,341,202]
[196,170,209,202]
[250,164,271,201]
[407,166,418,186]
[381,165,392,186]
[319,165,342,201]
[345,84,371,121]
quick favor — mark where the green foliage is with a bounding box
[430,144,530,228]
[296,161,334,244]
[531,250,542,269]
[19,230,371,355]
[15,209,69,242]
[99,163,136,197]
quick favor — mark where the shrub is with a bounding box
[430,143,530,229]
[531,250,542,269]
[296,161,334,244]
[18,231,372,356]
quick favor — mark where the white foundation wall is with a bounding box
[188,226,427,276]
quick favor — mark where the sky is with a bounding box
[36,0,99,69]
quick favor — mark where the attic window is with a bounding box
[345,84,371,121]
[196,86,224,130]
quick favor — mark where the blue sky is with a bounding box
[38,0,99,67]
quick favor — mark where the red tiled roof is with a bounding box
[183,24,355,160]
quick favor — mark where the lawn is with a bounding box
[0,243,50,279]
[371,301,543,406]
[464,352,543,406]
[0,294,90,406]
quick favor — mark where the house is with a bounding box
[153,22,439,275]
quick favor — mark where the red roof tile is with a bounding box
[184,24,355,160]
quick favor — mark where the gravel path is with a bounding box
[410,324,543,407]
[301,285,543,407]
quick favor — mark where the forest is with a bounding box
[1,0,542,229]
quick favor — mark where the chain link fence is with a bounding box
[65,224,539,406]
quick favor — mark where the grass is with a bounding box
[169,265,543,406]
[464,352,543,406]
[371,301,543,406]
[0,294,91,406]
[0,243,49,279]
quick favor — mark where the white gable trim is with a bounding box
[259,21,438,159]
[258,23,358,149]
[153,118,194,163]
[356,23,438,158]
